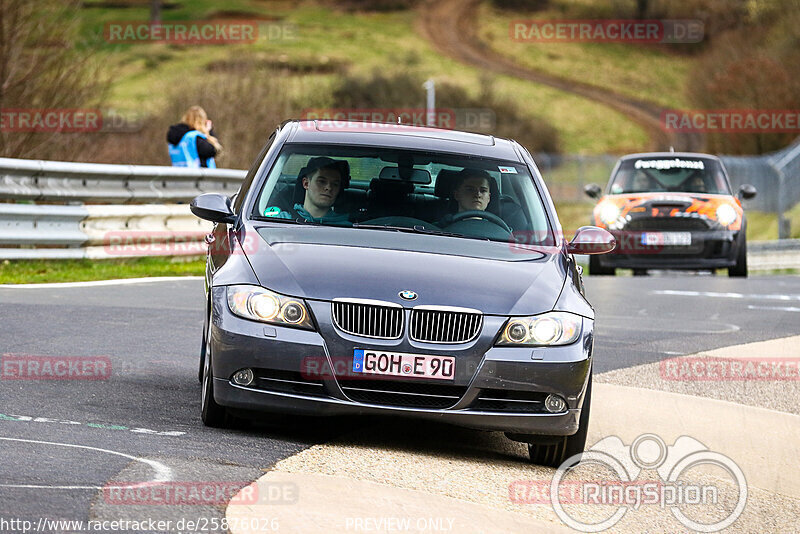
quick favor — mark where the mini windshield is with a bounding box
[251,144,554,245]
[609,157,730,195]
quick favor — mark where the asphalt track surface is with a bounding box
[1,274,799,532]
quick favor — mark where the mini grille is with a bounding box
[410,309,482,343]
[625,217,710,231]
[331,301,403,339]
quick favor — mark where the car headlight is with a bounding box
[715,204,737,226]
[226,285,314,329]
[496,312,582,346]
[597,202,621,226]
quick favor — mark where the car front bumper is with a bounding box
[208,287,593,437]
[598,229,741,269]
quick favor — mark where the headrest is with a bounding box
[369,178,414,200]
[434,169,463,198]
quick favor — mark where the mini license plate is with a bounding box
[641,232,692,246]
[352,349,455,380]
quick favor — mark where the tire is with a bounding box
[729,236,747,278]
[589,255,615,276]
[632,268,648,276]
[527,374,592,468]
[201,320,229,428]
[198,329,206,383]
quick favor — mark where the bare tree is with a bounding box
[150,0,162,24]
[0,0,106,159]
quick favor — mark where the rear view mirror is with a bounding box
[190,193,236,224]
[738,184,757,200]
[584,184,602,199]
[378,166,432,184]
[567,226,616,255]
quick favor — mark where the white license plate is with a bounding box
[352,349,455,380]
[641,232,692,246]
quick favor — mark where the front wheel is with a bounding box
[589,255,615,276]
[527,374,592,468]
[729,237,747,278]
[201,322,229,428]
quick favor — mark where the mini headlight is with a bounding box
[497,312,582,346]
[715,204,737,226]
[598,202,621,225]
[227,285,314,330]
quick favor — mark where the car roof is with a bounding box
[618,151,722,162]
[283,120,524,162]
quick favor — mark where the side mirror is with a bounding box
[738,184,757,200]
[584,184,602,199]
[190,193,236,224]
[567,226,616,255]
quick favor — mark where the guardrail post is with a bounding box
[776,167,790,239]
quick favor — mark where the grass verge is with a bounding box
[0,257,205,284]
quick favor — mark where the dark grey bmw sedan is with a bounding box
[190,120,615,466]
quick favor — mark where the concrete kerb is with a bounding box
[225,337,800,532]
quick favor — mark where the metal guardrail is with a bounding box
[0,203,211,260]
[748,239,800,271]
[0,157,245,203]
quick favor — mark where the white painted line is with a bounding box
[599,320,740,334]
[0,437,173,486]
[748,305,800,313]
[653,289,800,301]
[0,276,203,289]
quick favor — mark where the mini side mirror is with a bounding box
[738,184,757,200]
[190,193,236,224]
[584,184,602,199]
[567,226,616,255]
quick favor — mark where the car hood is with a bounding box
[245,225,567,316]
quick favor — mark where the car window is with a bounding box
[233,131,276,214]
[251,143,554,245]
[609,158,731,195]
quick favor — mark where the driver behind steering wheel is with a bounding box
[437,168,492,226]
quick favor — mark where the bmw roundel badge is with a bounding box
[399,290,418,301]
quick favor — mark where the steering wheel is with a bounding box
[449,210,512,233]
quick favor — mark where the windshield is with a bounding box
[251,144,554,245]
[609,157,730,195]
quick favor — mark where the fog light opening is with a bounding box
[544,394,567,413]
[232,368,255,386]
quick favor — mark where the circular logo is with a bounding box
[402,364,412,374]
[399,290,417,301]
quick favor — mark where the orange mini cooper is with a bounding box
[584,152,757,277]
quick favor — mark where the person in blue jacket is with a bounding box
[167,106,222,168]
